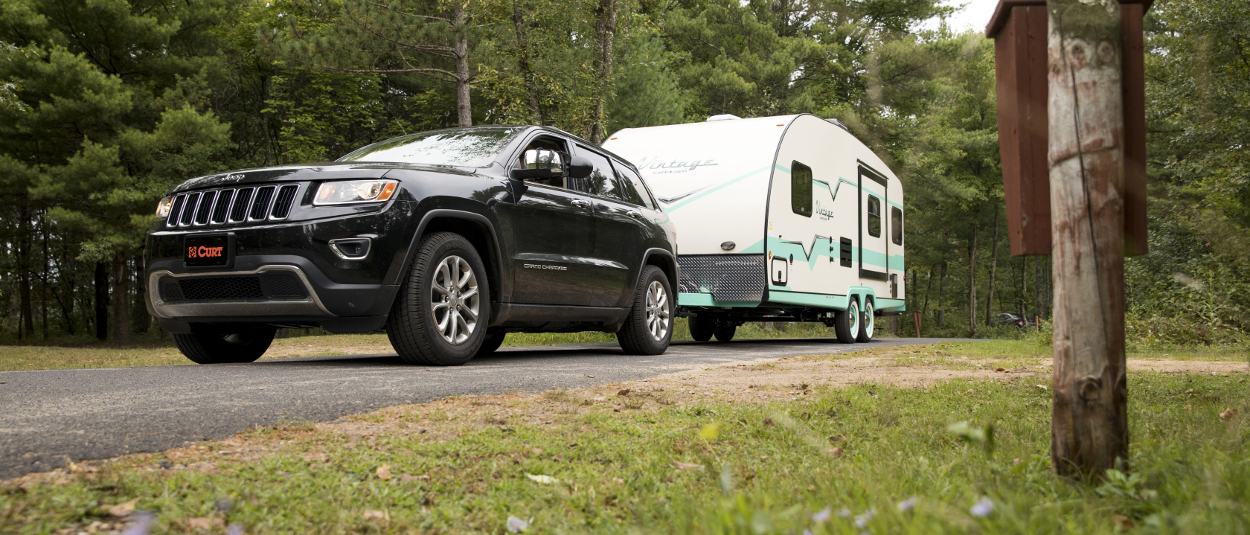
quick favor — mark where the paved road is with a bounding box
[0,337,973,479]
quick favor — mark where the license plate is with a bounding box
[184,235,230,267]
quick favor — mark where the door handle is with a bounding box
[626,210,642,219]
[571,199,590,209]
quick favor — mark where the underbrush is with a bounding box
[4,371,1247,534]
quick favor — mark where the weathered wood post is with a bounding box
[1045,0,1129,477]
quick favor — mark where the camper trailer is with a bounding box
[601,114,905,343]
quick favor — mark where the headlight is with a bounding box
[313,180,398,205]
[156,197,174,217]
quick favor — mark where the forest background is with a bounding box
[0,0,1246,346]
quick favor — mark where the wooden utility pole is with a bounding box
[1046,0,1128,477]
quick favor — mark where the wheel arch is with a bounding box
[389,209,505,313]
[640,248,678,293]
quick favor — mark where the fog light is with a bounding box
[329,238,371,260]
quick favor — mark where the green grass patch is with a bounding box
[4,372,1247,533]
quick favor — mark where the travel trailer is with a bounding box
[601,114,905,343]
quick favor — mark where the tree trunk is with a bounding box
[968,223,979,336]
[1047,0,1128,478]
[936,262,947,328]
[512,0,543,124]
[588,0,618,143]
[94,261,108,340]
[111,252,131,344]
[18,205,34,339]
[453,6,472,127]
[1021,256,1029,318]
[41,211,49,339]
[984,206,1001,326]
[921,267,933,317]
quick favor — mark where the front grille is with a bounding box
[177,277,265,300]
[159,272,310,302]
[677,254,766,302]
[166,184,302,228]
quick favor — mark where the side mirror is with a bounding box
[509,149,564,180]
[567,154,593,179]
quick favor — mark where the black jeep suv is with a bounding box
[146,126,678,365]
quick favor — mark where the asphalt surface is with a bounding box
[0,337,973,479]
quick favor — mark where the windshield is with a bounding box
[338,127,523,167]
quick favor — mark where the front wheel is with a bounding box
[834,299,860,344]
[173,327,276,364]
[386,232,491,366]
[856,299,875,342]
[617,266,673,355]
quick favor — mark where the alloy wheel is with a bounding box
[645,281,671,341]
[430,255,479,344]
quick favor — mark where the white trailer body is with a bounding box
[602,114,904,338]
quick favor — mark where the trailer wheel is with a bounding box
[688,314,715,342]
[713,321,736,342]
[856,299,875,342]
[834,299,860,344]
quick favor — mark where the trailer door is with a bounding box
[858,165,889,282]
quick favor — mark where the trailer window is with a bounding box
[867,195,881,237]
[791,161,812,217]
[891,206,903,244]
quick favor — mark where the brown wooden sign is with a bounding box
[987,0,1150,257]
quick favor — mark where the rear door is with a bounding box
[575,146,646,308]
[858,165,890,283]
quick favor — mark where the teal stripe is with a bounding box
[739,238,765,254]
[678,292,760,308]
[775,164,791,174]
[665,166,771,213]
[887,199,904,210]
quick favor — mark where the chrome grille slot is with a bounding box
[179,192,201,227]
[248,186,276,221]
[270,185,299,220]
[193,191,217,225]
[167,194,186,227]
[229,188,254,223]
[211,189,234,224]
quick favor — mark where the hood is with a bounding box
[170,162,479,193]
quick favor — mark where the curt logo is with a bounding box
[188,246,224,259]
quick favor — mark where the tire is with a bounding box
[713,321,736,342]
[386,232,491,366]
[173,327,276,364]
[476,331,506,358]
[617,266,674,355]
[688,314,715,342]
[856,298,875,342]
[834,298,860,344]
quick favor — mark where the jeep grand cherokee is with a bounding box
[146,126,677,365]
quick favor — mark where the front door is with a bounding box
[495,180,599,306]
[858,165,889,282]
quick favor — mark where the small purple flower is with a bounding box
[897,497,918,512]
[121,512,155,535]
[837,507,852,518]
[853,509,876,529]
[804,530,814,535]
[811,506,833,522]
[970,497,994,517]
[226,523,244,535]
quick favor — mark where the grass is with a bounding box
[0,319,869,372]
[2,342,1247,534]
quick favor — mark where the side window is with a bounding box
[614,164,654,209]
[792,161,812,217]
[891,206,903,245]
[867,195,882,237]
[517,136,568,189]
[577,146,622,199]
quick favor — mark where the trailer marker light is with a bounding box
[776,124,784,126]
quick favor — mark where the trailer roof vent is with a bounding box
[707,114,742,121]
[824,118,851,132]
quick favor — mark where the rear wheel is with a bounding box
[713,321,736,342]
[834,299,860,344]
[688,314,715,342]
[617,266,673,355]
[386,232,490,366]
[856,299,875,342]
[173,327,276,364]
